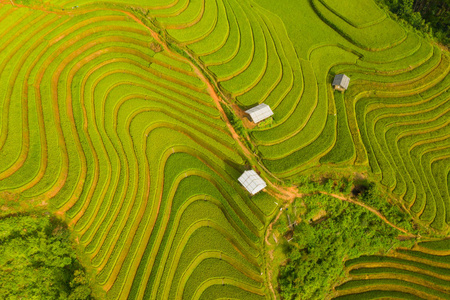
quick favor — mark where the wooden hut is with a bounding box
[238,170,266,195]
[332,74,350,91]
[245,103,273,123]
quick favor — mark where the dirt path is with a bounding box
[121,10,299,198]
[320,191,417,237]
[265,188,417,239]
[231,103,256,129]
[120,13,254,158]
[263,194,298,300]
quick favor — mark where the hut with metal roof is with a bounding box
[332,74,350,91]
[238,170,266,195]
[245,103,273,123]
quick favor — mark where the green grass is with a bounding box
[262,114,335,172]
[220,7,270,97]
[234,10,284,105]
[345,255,450,276]
[200,0,240,66]
[51,0,178,8]
[208,1,254,79]
[157,0,204,28]
[167,0,219,43]
[320,91,355,164]
[244,0,449,210]
[198,283,266,300]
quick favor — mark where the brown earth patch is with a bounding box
[149,41,162,53]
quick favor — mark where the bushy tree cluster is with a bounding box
[378,0,449,46]
[0,213,92,299]
[276,194,415,300]
[358,182,419,234]
[294,175,420,234]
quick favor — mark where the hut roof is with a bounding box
[332,74,350,90]
[245,103,274,123]
[238,170,266,195]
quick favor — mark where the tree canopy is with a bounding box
[379,0,449,46]
[0,213,92,299]
[276,188,416,300]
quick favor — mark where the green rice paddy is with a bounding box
[333,240,450,299]
[0,0,448,298]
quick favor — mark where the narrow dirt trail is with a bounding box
[264,189,417,241]
[263,194,298,300]
[121,11,298,199]
[320,191,417,237]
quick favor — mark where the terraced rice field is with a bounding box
[0,0,448,299]
[332,240,450,300]
[94,0,449,232]
[0,3,277,299]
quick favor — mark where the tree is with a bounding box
[276,194,415,299]
[0,213,92,299]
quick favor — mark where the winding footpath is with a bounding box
[320,192,417,237]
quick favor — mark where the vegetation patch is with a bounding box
[0,212,93,299]
[274,192,415,300]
